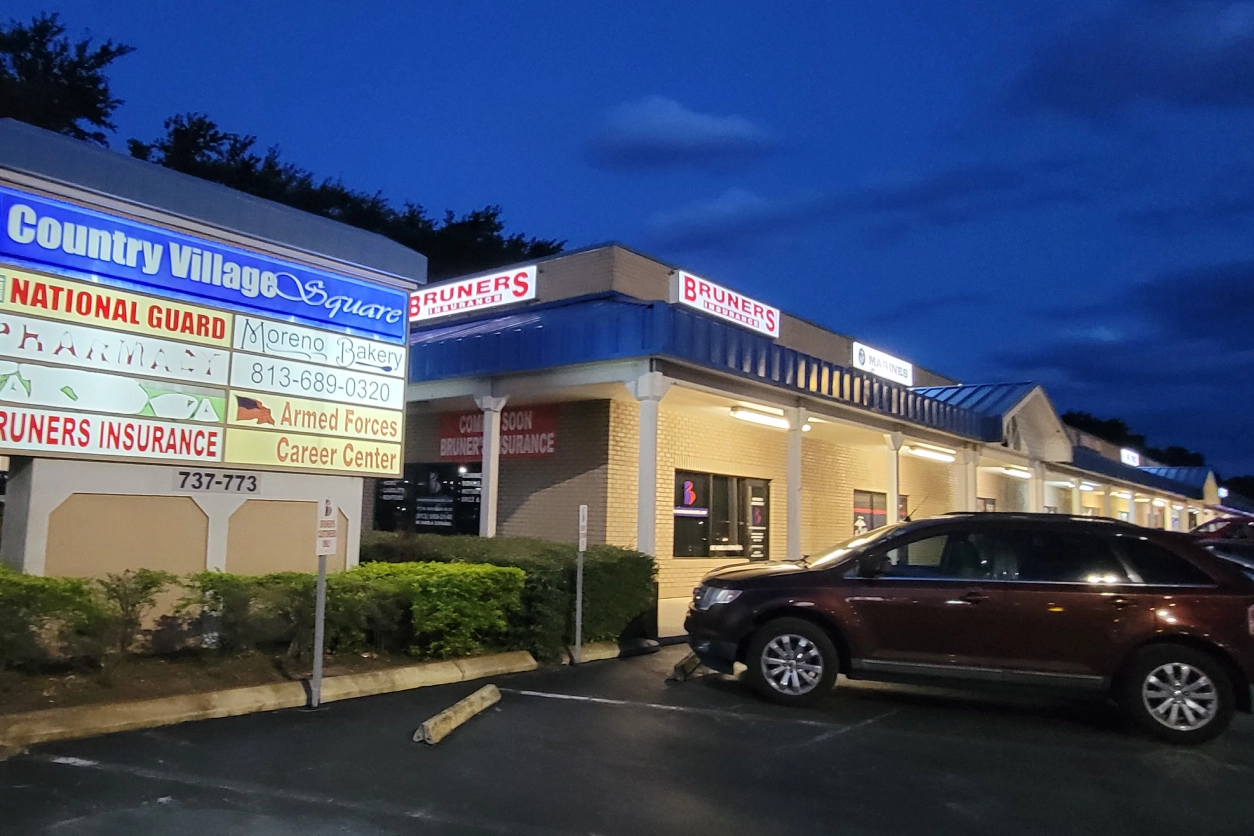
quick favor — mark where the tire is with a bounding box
[1118,644,1235,745]
[744,617,839,707]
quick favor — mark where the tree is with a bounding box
[1061,411,1145,449]
[130,113,564,279]
[1062,410,1205,467]
[1225,476,1254,499]
[0,12,134,144]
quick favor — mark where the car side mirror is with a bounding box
[856,552,888,578]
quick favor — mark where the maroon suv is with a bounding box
[685,514,1254,743]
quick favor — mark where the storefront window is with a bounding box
[674,471,770,559]
[375,463,481,535]
[853,491,908,533]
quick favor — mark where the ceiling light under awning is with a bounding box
[903,445,955,463]
[729,407,810,431]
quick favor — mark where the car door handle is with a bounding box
[961,590,989,604]
[1108,596,1131,610]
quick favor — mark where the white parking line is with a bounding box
[33,754,580,836]
[500,688,897,733]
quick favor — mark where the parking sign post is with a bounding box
[574,504,588,664]
[311,498,338,708]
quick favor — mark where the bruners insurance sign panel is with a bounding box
[0,185,407,476]
[669,271,780,339]
[437,406,557,461]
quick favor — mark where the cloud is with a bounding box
[1121,166,1254,231]
[646,188,820,250]
[1011,0,1254,119]
[995,260,1254,472]
[589,96,773,169]
[647,157,1101,250]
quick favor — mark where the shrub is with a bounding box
[97,568,178,653]
[182,571,316,656]
[351,562,524,658]
[360,533,655,659]
[182,562,524,660]
[0,567,107,669]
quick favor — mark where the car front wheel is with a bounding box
[745,617,839,707]
[1119,644,1235,744]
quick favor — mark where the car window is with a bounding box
[1115,537,1214,586]
[871,533,995,580]
[1014,531,1129,584]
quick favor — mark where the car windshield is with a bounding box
[803,523,907,568]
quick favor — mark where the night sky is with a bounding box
[11,1,1254,473]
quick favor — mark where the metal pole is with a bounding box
[574,504,588,664]
[311,552,327,707]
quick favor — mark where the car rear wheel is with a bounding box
[745,617,839,707]
[1118,644,1235,744]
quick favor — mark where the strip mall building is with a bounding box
[386,244,1251,634]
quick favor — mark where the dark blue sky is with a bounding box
[14,1,1254,472]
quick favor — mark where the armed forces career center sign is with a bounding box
[0,184,409,476]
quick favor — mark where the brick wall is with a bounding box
[605,398,640,548]
[899,455,957,521]
[497,401,610,543]
[648,402,789,599]
[800,436,884,556]
[977,470,1029,511]
[403,402,614,545]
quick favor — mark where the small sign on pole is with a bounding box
[574,504,588,664]
[310,498,338,708]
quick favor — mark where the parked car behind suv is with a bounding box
[686,514,1254,744]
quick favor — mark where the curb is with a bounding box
[558,639,660,665]
[0,650,537,749]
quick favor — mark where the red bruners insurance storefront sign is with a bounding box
[409,266,537,323]
[438,406,557,461]
[669,270,780,339]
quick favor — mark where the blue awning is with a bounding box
[1070,447,1204,499]
[911,382,1039,419]
[1140,466,1211,492]
[409,294,1002,441]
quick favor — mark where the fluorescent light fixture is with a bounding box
[730,407,789,429]
[1001,467,1032,480]
[736,402,784,416]
[1135,496,1151,504]
[1172,504,1184,511]
[1080,482,1099,492]
[1047,480,1074,488]
[1112,490,1133,500]
[730,407,809,430]
[904,445,955,463]
[1152,499,1167,508]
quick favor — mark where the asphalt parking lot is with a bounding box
[2,645,1253,836]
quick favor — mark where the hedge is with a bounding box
[0,561,525,670]
[185,561,525,660]
[0,567,107,669]
[360,533,656,659]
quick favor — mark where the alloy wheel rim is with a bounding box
[761,633,824,696]
[1141,662,1219,732]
